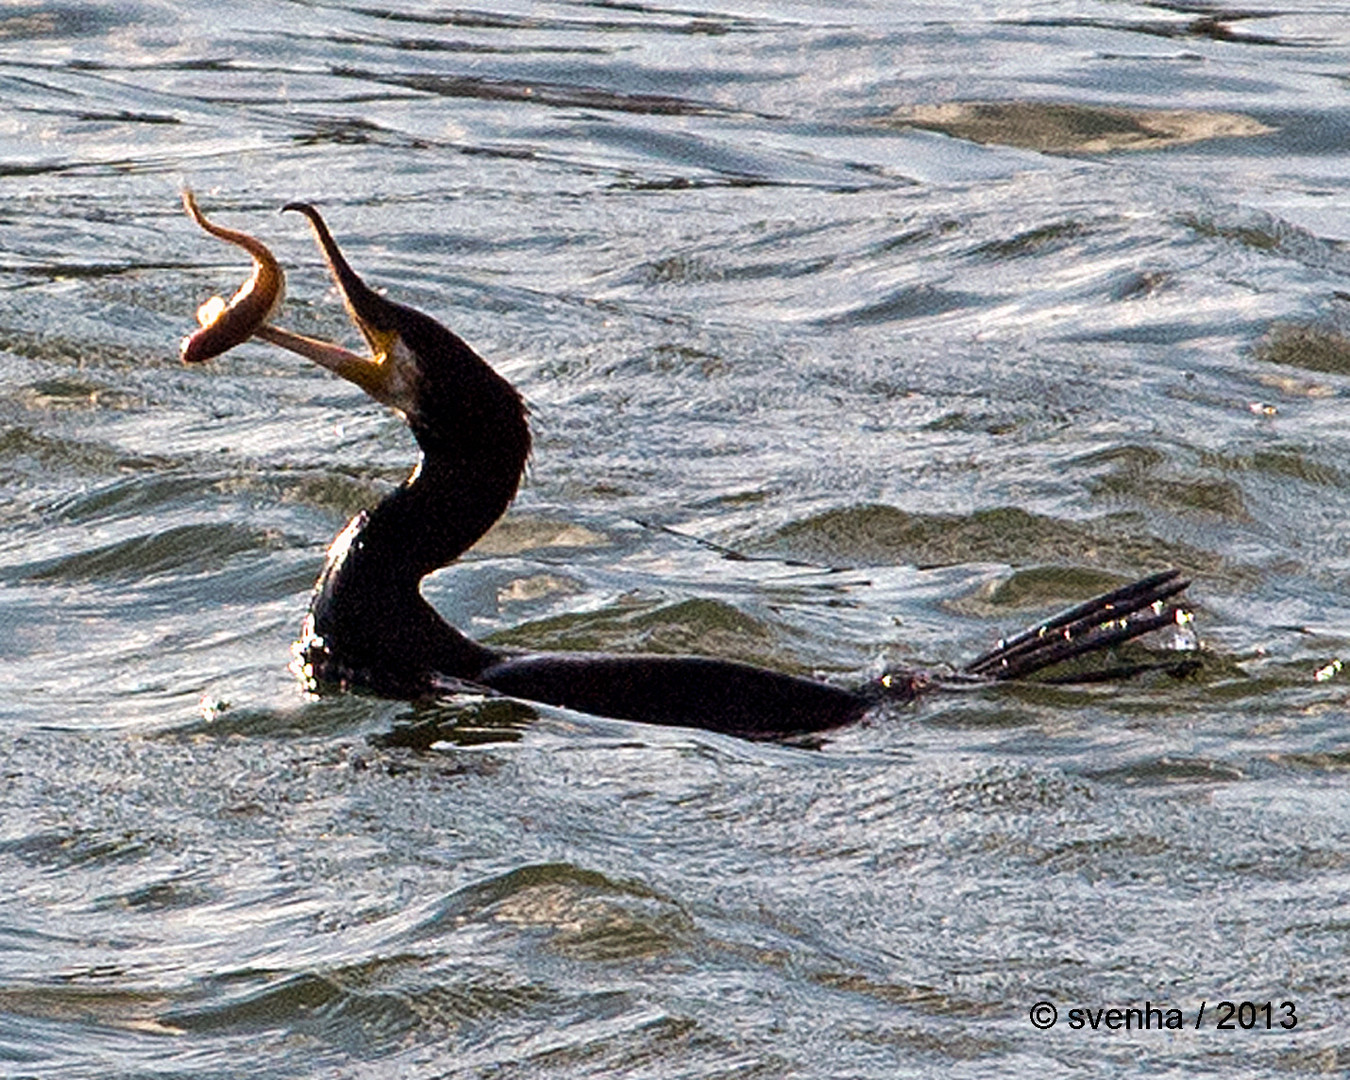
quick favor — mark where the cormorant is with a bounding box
[181,196,1192,740]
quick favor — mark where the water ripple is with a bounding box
[5,2,1350,1076]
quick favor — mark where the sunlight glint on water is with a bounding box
[2,2,1350,1077]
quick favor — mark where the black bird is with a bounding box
[193,200,1192,740]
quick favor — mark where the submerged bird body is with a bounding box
[182,198,1191,739]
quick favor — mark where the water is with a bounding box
[3,1,1350,1076]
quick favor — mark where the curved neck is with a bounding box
[362,447,524,582]
[306,381,531,686]
[261,201,535,689]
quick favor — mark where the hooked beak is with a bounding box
[280,203,401,363]
[252,204,419,414]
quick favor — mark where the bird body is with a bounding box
[181,197,1191,739]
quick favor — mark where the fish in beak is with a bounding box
[181,193,423,419]
[180,190,285,363]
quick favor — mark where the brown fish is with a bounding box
[180,190,285,363]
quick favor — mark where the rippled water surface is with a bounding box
[5,1,1350,1076]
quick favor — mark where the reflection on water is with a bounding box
[889,102,1273,154]
[3,1,1350,1077]
[1257,320,1350,376]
